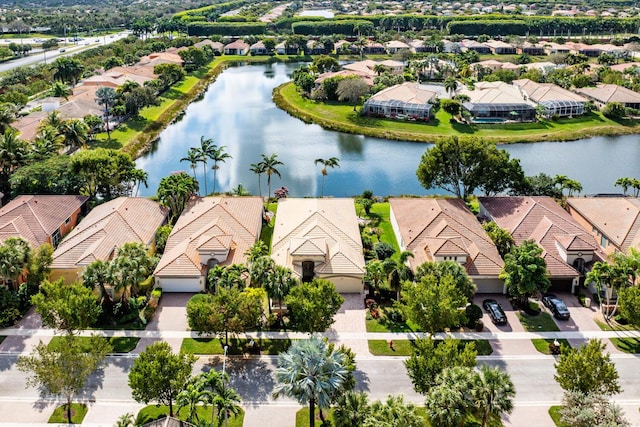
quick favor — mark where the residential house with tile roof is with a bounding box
[363,82,437,120]
[567,197,640,257]
[459,81,536,122]
[224,40,250,56]
[478,196,605,292]
[513,78,588,118]
[389,198,505,293]
[271,198,365,293]
[50,197,168,284]
[0,195,88,250]
[154,197,263,292]
[575,84,640,109]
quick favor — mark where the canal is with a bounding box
[136,62,640,198]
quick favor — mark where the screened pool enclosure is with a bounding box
[539,100,585,118]
[463,102,536,121]
[363,99,433,120]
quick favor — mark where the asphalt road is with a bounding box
[1,353,640,422]
[0,32,130,74]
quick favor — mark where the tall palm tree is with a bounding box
[0,103,17,133]
[176,381,211,424]
[0,128,27,178]
[82,260,113,308]
[197,136,216,195]
[181,147,201,182]
[471,365,515,427]
[426,366,476,427]
[383,250,414,300]
[197,370,227,426]
[109,242,155,309]
[444,77,459,97]
[127,168,148,197]
[249,162,266,198]
[210,145,232,194]
[265,265,298,317]
[95,87,116,140]
[214,386,242,427]
[30,126,64,160]
[260,153,283,204]
[272,336,348,427]
[314,157,340,197]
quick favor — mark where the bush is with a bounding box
[387,307,405,323]
[465,304,483,328]
[374,242,395,260]
[151,287,162,298]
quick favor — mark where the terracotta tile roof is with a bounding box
[567,197,640,252]
[13,111,48,141]
[367,82,437,104]
[513,79,588,103]
[389,198,503,278]
[0,195,88,248]
[51,197,168,270]
[154,197,263,278]
[576,84,640,104]
[271,198,365,279]
[478,196,605,278]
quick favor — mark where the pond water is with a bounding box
[136,62,640,198]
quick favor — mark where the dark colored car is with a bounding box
[482,299,508,325]
[542,294,571,320]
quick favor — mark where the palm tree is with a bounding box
[272,336,349,427]
[364,260,387,298]
[0,128,27,178]
[181,147,201,182]
[334,391,371,427]
[214,385,242,427]
[471,365,515,427]
[265,265,298,317]
[197,136,216,195]
[30,126,64,160]
[197,370,227,426]
[210,145,232,194]
[249,162,266,198]
[231,184,250,196]
[384,250,414,300]
[61,119,90,150]
[49,81,71,99]
[109,242,155,309]
[425,366,476,427]
[95,87,116,140]
[0,103,17,133]
[128,168,148,197]
[82,260,113,309]
[314,157,340,197]
[114,413,135,427]
[444,77,459,97]
[260,153,284,204]
[615,177,632,195]
[176,381,211,424]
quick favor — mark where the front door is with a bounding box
[302,261,315,283]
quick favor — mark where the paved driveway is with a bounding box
[473,294,536,356]
[136,292,192,353]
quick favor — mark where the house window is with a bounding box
[65,216,71,225]
[600,236,607,248]
[52,229,62,247]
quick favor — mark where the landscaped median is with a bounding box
[273,81,640,144]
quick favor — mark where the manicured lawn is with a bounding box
[181,337,292,355]
[609,337,640,354]
[48,403,88,424]
[531,338,571,355]
[259,202,278,249]
[295,407,335,426]
[549,405,569,427]
[595,318,636,331]
[365,303,421,333]
[136,404,244,426]
[48,336,140,353]
[369,202,400,256]
[368,339,493,356]
[517,312,560,332]
[275,81,640,144]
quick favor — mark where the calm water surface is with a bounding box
[136,62,640,197]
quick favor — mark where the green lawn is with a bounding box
[365,303,421,333]
[259,202,278,249]
[181,337,291,355]
[531,338,572,355]
[275,81,640,144]
[136,404,244,426]
[549,406,569,427]
[48,336,140,353]
[609,337,640,354]
[368,339,493,356]
[517,312,560,332]
[0,336,5,345]
[369,202,400,256]
[48,403,88,424]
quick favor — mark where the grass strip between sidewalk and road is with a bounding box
[48,336,140,353]
[136,405,244,426]
[48,403,88,424]
[595,318,640,354]
[181,337,292,355]
[548,405,569,427]
[531,338,572,355]
[368,339,493,356]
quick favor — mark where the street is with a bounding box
[1,353,640,425]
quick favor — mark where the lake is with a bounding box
[136,62,640,198]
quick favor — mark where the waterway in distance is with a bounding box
[136,62,640,198]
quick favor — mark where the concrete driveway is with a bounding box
[136,292,193,353]
[473,294,536,356]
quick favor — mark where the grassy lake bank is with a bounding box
[273,81,640,144]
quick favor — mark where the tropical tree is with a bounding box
[333,391,371,427]
[210,145,231,194]
[197,136,215,195]
[366,395,424,427]
[260,153,284,203]
[52,57,84,86]
[472,365,516,427]
[336,78,370,111]
[157,172,199,223]
[181,147,201,182]
[425,366,476,427]
[95,87,116,140]
[285,278,345,333]
[109,242,156,309]
[444,77,459,96]
[383,250,414,300]
[60,118,90,150]
[499,239,550,307]
[128,341,197,417]
[0,236,30,289]
[0,128,27,179]
[555,338,621,398]
[482,221,515,259]
[17,334,111,423]
[114,413,135,427]
[30,126,64,161]
[264,265,298,316]
[249,162,266,198]
[559,390,630,427]
[213,385,242,427]
[82,259,113,311]
[0,103,17,133]
[48,81,71,99]
[176,380,211,424]
[364,259,387,298]
[415,260,476,300]
[314,157,340,197]
[585,260,629,320]
[272,336,349,427]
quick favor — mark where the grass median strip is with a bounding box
[181,337,292,355]
[48,403,88,424]
[368,339,493,356]
[48,336,139,353]
[137,405,244,427]
[517,311,566,355]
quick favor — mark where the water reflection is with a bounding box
[136,62,640,198]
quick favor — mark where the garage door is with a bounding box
[157,277,203,293]
[323,276,364,294]
[549,279,572,293]
[474,279,505,294]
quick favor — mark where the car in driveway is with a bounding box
[542,294,571,320]
[482,299,508,325]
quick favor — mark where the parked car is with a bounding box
[482,299,508,325]
[59,48,66,52]
[542,294,571,320]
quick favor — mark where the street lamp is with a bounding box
[222,345,229,427]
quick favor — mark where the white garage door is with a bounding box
[157,277,203,293]
[474,279,505,294]
[325,276,364,294]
